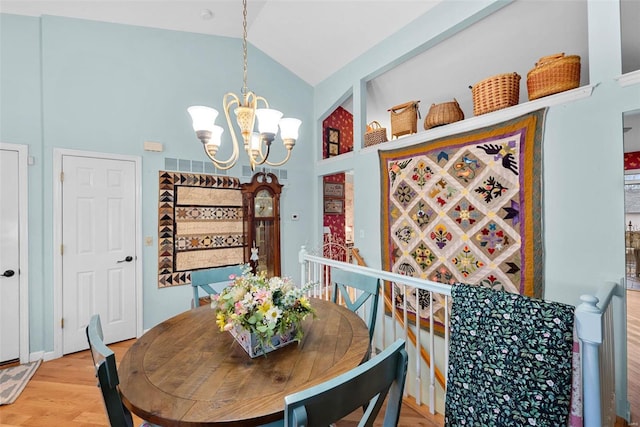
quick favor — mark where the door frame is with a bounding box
[0,142,30,364]
[53,148,143,359]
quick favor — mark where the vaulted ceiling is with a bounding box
[1,0,441,86]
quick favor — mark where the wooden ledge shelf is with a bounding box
[361,84,595,153]
[617,70,640,88]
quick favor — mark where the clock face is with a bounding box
[254,189,274,218]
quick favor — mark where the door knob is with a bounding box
[117,256,133,263]
[2,270,15,278]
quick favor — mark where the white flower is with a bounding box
[468,407,474,413]
[470,330,476,336]
[535,354,544,361]
[511,335,518,341]
[503,394,510,401]
[463,383,469,389]
[546,379,554,387]
[494,369,502,376]
[528,418,537,425]
[503,313,510,319]
[264,306,283,326]
[535,394,543,400]
[553,317,561,324]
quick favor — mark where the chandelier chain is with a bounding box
[242,0,248,96]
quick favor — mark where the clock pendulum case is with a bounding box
[241,172,282,276]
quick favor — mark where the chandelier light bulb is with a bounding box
[279,118,302,141]
[188,106,219,133]
[255,108,283,135]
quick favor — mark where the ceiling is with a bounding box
[0,0,441,86]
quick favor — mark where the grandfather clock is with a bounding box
[241,172,282,277]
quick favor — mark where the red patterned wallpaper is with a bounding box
[323,173,346,259]
[322,106,353,159]
[625,151,640,170]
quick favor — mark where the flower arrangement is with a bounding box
[211,266,315,353]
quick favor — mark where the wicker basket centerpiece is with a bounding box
[388,100,420,138]
[527,53,580,100]
[364,121,388,147]
[470,72,521,116]
[424,99,465,130]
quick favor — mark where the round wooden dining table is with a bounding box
[118,298,370,426]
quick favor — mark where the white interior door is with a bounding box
[62,155,137,354]
[0,148,21,363]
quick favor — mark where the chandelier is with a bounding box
[187,0,301,171]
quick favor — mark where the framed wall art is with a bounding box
[324,198,344,215]
[326,127,340,158]
[323,182,344,198]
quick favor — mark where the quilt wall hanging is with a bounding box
[158,171,245,288]
[379,109,546,331]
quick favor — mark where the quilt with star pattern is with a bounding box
[379,109,546,330]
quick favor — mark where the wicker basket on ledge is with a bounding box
[424,99,465,129]
[388,100,420,138]
[470,72,521,116]
[364,121,388,147]
[527,53,581,100]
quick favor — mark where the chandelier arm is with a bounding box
[262,149,293,167]
[255,95,270,109]
[196,93,241,170]
[202,147,237,171]
[223,92,244,156]
[252,142,271,167]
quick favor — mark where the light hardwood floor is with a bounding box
[1,291,637,427]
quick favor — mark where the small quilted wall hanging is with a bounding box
[379,109,546,332]
[158,171,245,288]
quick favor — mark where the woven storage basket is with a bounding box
[364,121,388,147]
[388,100,420,138]
[471,73,521,116]
[527,53,580,100]
[424,99,465,130]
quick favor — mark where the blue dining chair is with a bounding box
[190,264,244,308]
[283,339,408,427]
[331,268,380,343]
[86,315,157,427]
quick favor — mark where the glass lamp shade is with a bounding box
[279,118,302,141]
[208,125,224,147]
[188,106,219,133]
[255,108,283,135]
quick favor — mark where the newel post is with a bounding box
[298,246,308,288]
[575,294,602,427]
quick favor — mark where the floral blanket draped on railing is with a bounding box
[445,284,575,426]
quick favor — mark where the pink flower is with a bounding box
[254,289,270,303]
[234,301,247,315]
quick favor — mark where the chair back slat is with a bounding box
[86,315,134,427]
[190,265,244,308]
[284,339,408,427]
[331,268,380,342]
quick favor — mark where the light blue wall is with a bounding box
[1,14,314,353]
[0,14,46,351]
